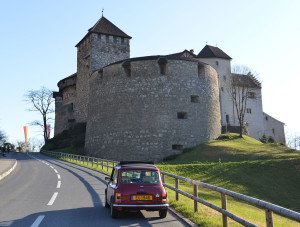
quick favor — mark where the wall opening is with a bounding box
[157,57,168,75]
[177,112,188,119]
[122,60,131,77]
[198,62,205,77]
[172,144,183,150]
[191,95,200,103]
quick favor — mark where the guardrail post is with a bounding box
[97,158,99,168]
[221,193,228,227]
[265,209,273,227]
[194,184,198,213]
[162,174,165,184]
[175,178,179,201]
[107,161,109,172]
[92,158,94,167]
[102,160,103,170]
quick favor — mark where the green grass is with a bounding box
[158,133,300,226]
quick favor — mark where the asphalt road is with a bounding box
[0,152,188,227]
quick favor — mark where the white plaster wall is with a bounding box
[263,113,286,144]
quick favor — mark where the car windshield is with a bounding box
[121,170,160,184]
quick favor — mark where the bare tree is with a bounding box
[286,130,300,150]
[24,87,54,143]
[0,129,7,146]
[16,141,25,152]
[228,65,261,138]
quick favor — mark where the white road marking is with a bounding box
[45,163,49,165]
[50,166,54,169]
[54,169,58,173]
[47,192,58,206]
[57,181,61,188]
[31,215,45,227]
[57,174,61,179]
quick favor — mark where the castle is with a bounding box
[53,15,285,161]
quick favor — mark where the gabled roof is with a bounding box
[231,73,261,88]
[76,16,131,47]
[167,49,196,58]
[197,45,232,60]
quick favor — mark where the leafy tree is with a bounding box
[24,87,54,143]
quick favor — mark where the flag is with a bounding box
[46,124,51,139]
[24,126,28,151]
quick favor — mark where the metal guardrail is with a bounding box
[41,150,300,227]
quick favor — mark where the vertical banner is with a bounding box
[46,124,51,139]
[24,126,28,152]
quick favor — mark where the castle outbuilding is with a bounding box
[53,15,285,161]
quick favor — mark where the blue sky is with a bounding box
[0,0,299,144]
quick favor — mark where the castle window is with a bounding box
[221,87,224,92]
[272,128,275,134]
[106,35,109,43]
[216,61,219,66]
[157,57,168,75]
[247,108,252,114]
[248,92,256,99]
[71,103,74,111]
[177,112,188,119]
[113,36,117,44]
[172,144,183,150]
[121,37,125,45]
[198,62,205,77]
[191,95,200,103]
[223,75,226,81]
[122,60,131,77]
[265,116,268,121]
[97,34,101,41]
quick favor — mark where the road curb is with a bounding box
[168,206,198,227]
[0,160,18,181]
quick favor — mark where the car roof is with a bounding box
[116,164,159,171]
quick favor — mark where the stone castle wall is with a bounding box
[84,58,221,161]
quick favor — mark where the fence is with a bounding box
[41,150,300,227]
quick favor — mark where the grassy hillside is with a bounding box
[157,133,300,226]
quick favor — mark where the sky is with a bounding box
[0,0,299,146]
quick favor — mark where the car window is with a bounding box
[113,169,118,184]
[121,170,159,184]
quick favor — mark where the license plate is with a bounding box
[131,195,153,201]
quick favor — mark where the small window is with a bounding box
[248,92,256,99]
[191,95,200,103]
[106,35,109,43]
[121,37,125,45]
[172,144,183,150]
[113,36,117,44]
[177,112,188,119]
[247,108,252,114]
[221,87,224,92]
[216,61,219,66]
[97,34,101,41]
[157,57,168,75]
[223,75,226,81]
[265,116,268,121]
[71,103,74,111]
[272,128,275,134]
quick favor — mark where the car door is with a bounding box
[107,168,118,204]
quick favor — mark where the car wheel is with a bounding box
[105,190,109,208]
[110,198,118,218]
[159,209,167,218]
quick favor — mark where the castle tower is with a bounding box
[74,16,131,123]
[196,45,232,127]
